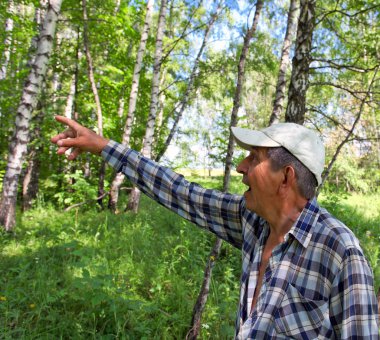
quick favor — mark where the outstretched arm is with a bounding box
[51,115,245,248]
[50,115,109,160]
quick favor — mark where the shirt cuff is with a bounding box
[101,140,131,172]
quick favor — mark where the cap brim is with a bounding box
[231,127,280,150]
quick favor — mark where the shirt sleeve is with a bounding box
[329,247,380,339]
[101,140,244,249]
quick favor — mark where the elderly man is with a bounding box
[51,116,379,339]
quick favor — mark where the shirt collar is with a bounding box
[285,197,320,248]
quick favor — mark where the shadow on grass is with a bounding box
[0,235,146,338]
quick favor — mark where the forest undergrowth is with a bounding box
[1,176,379,339]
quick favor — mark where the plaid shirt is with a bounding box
[102,141,379,339]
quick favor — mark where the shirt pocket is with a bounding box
[274,283,328,340]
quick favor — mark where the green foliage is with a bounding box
[324,154,373,193]
[41,170,101,208]
[1,0,380,335]
[0,193,240,338]
[1,178,378,338]
[319,192,380,291]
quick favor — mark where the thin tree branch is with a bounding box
[310,81,379,101]
[317,66,379,194]
[64,191,109,211]
[311,59,379,73]
[316,4,380,25]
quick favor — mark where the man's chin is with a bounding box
[244,192,256,212]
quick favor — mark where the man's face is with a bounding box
[236,148,281,217]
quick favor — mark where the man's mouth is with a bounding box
[242,177,251,192]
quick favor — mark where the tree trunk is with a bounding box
[117,89,125,118]
[108,0,154,212]
[27,1,49,68]
[22,107,44,211]
[22,149,40,211]
[82,0,106,208]
[268,0,299,125]
[0,0,62,231]
[187,2,263,339]
[186,237,222,340]
[127,0,168,213]
[21,0,50,208]
[155,2,221,162]
[285,0,316,124]
[223,0,263,193]
[142,0,168,159]
[0,0,14,80]
[126,187,141,214]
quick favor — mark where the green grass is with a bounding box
[0,176,379,339]
[0,197,240,339]
[319,192,380,293]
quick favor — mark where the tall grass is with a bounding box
[0,176,379,338]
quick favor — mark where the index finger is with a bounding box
[55,115,83,131]
[50,129,76,143]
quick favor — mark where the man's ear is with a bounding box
[279,165,296,193]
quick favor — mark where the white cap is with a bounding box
[231,123,325,185]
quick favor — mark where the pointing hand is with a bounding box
[50,115,109,160]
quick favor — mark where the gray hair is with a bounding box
[267,147,317,199]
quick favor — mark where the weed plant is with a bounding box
[0,176,379,339]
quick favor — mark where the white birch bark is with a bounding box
[127,0,168,213]
[0,0,15,80]
[142,0,168,158]
[285,0,316,124]
[122,0,154,146]
[22,108,44,211]
[21,0,50,211]
[223,0,264,192]
[108,0,154,212]
[155,2,222,162]
[188,2,262,336]
[269,0,299,125]
[82,0,107,207]
[0,0,63,230]
[82,0,103,137]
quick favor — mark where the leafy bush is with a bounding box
[324,155,375,193]
[41,170,102,208]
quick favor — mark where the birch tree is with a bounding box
[21,0,50,211]
[64,29,80,120]
[108,0,154,212]
[22,107,44,211]
[82,0,106,208]
[285,0,316,124]
[187,2,264,339]
[268,0,299,125]
[0,0,14,80]
[0,0,63,230]
[223,0,264,192]
[127,0,168,213]
[154,2,222,163]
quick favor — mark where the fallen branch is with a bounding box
[64,192,109,212]
[64,187,134,212]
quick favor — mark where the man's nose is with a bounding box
[236,158,248,174]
